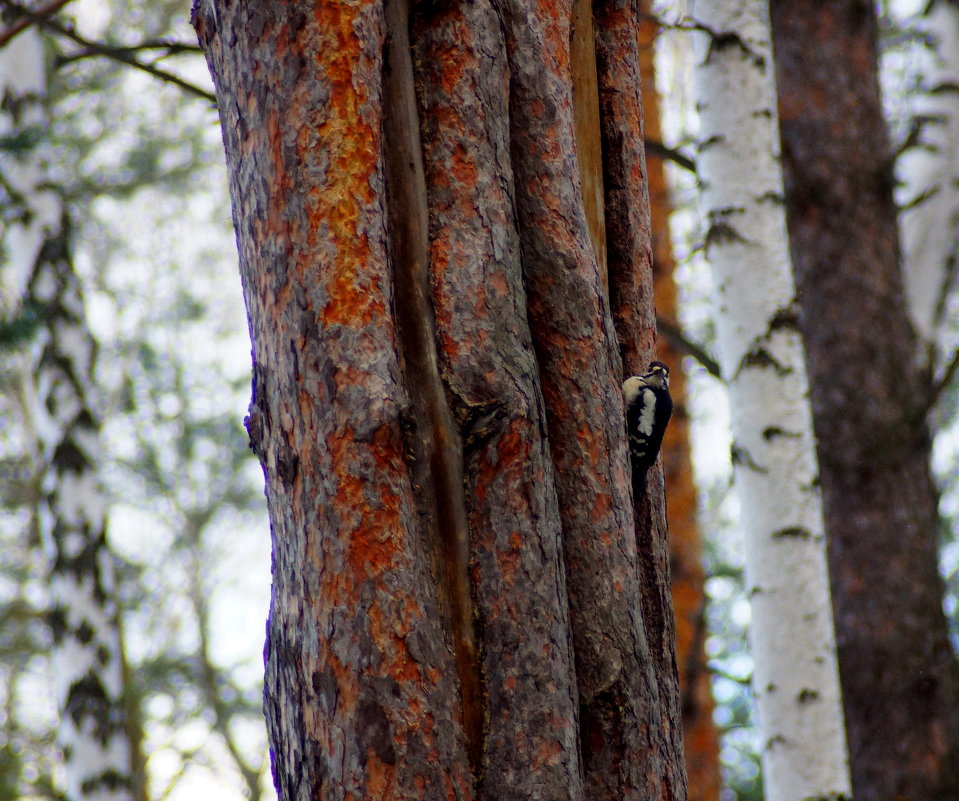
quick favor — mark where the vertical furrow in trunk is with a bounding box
[491,0,678,795]
[194,4,471,799]
[381,0,482,773]
[570,0,608,289]
[412,3,585,799]
[197,0,692,797]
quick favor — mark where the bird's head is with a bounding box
[643,361,670,389]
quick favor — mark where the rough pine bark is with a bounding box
[0,27,139,801]
[692,2,851,799]
[412,3,589,797]
[771,3,959,799]
[194,5,474,799]
[493,0,685,795]
[194,0,686,799]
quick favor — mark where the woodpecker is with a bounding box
[623,361,673,480]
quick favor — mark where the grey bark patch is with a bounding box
[312,666,339,719]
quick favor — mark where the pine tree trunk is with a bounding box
[193,0,687,798]
[1,28,140,801]
[691,2,851,799]
[770,2,959,799]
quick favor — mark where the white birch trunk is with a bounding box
[28,235,138,801]
[1,29,137,801]
[896,0,959,356]
[690,2,851,799]
[0,29,59,315]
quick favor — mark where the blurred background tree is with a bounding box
[0,1,269,798]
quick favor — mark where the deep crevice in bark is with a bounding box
[381,0,484,778]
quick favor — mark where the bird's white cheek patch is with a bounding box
[638,388,656,436]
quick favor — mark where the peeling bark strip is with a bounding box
[569,0,607,286]
[412,3,585,799]
[771,3,959,799]
[381,0,482,771]
[193,4,471,800]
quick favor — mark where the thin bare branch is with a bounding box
[0,0,71,48]
[928,345,959,412]
[645,139,697,172]
[656,315,723,378]
[0,0,216,103]
[56,38,204,65]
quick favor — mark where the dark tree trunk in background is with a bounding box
[193,1,686,799]
[770,3,959,799]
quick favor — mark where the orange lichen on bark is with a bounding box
[308,649,360,733]
[341,489,402,577]
[532,736,564,769]
[368,603,423,683]
[450,144,479,200]
[500,544,522,584]
[364,751,398,800]
[590,492,612,523]
[309,0,386,329]
[535,0,571,74]
[496,529,525,584]
[496,424,525,467]
[197,1,481,795]
[322,422,408,596]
